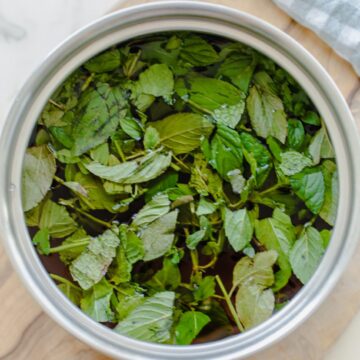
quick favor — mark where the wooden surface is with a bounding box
[1,1,359,359]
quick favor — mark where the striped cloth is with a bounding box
[273,0,360,75]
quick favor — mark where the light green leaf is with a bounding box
[290,167,325,214]
[177,76,242,112]
[137,63,174,97]
[227,169,246,194]
[194,276,216,302]
[120,117,143,140]
[308,126,334,164]
[140,210,179,261]
[232,250,277,290]
[22,145,56,211]
[72,83,127,156]
[212,102,245,129]
[186,229,206,250]
[235,284,274,330]
[144,126,160,150]
[180,34,219,66]
[85,150,172,184]
[39,199,77,238]
[115,284,145,321]
[115,291,175,343]
[146,258,181,291]
[175,311,210,345]
[255,208,295,290]
[224,208,253,252]
[132,193,170,229]
[287,119,305,150]
[247,72,287,143]
[320,160,338,226]
[90,143,109,165]
[290,226,324,284]
[196,198,217,216]
[70,229,120,290]
[32,228,50,255]
[151,113,214,154]
[59,228,90,264]
[279,151,313,176]
[80,278,114,322]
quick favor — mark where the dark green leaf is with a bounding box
[146,258,181,291]
[84,49,121,73]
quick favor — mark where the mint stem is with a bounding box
[215,275,244,332]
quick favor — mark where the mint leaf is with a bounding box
[289,226,324,284]
[146,258,181,291]
[152,113,214,154]
[279,151,313,176]
[224,208,253,252]
[115,291,175,343]
[320,160,338,226]
[290,167,325,214]
[84,49,120,73]
[70,229,120,290]
[175,311,210,345]
[194,276,216,302]
[32,228,50,255]
[140,210,179,261]
[22,145,56,211]
[247,72,287,143]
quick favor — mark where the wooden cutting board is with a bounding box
[0,1,359,359]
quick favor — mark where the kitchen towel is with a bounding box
[273,0,360,75]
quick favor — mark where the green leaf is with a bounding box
[84,49,121,73]
[212,102,245,129]
[177,76,242,112]
[289,226,324,284]
[109,245,132,284]
[189,154,223,200]
[145,172,179,202]
[204,124,243,180]
[115,291,175,343]
[22,145,56,211]
[70,229,120,290]
[57,283,82,306]
[194,276,216,302]
[224,208,253,252]
[115,284,145,321]
[151,113,214,155]
[227,169,246,194]
[120,117,143,141]
[85,150,172,184]
[235,284,274,330]
[175,311,210,345]
[32,228,50,255]
[287,119,304,150]
[180,34,219,66]
[39,199,77,238]
[308,126,334,165]
[302,111,321,126]
[132,193,170,229]
[279,151,313,176]
[290,167,325,214]
[217,50,256,92]
[136,64,174,97]
[240,132,272,187]
[59,228,90,264]
[72,83,127,156]
[186,229,206,250]
[146,258,181,291]
[140,210,179,261]
[196,198,217,216]
[320,160,338,226]
[90,143,110,165]
[255,208,295,290]
[80,278,114,322]
[232,250,277,290]
[144,126,160,150]
[247,72,287,143]
[121,226,145,265]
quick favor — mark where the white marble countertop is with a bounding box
[0,1,358,359]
